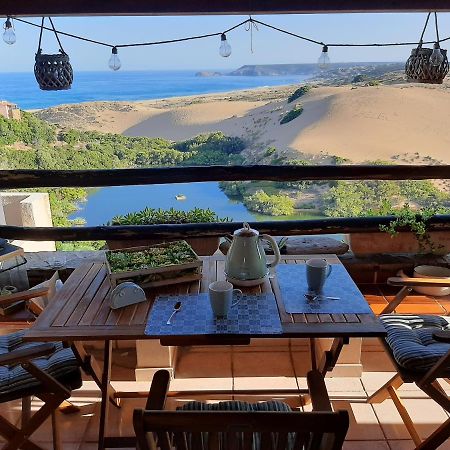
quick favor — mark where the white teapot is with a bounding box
[224,223,281,286]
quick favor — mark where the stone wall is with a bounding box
[0,192,56,251]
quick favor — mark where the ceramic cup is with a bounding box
[306,258,332,292]
[208,280,242,317]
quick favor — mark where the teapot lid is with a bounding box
[234,222,259,237]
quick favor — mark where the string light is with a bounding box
[3,17,16,45]
[318,45,330,69]
[108,47,121,71]
[10,14,450,75]
[219,33,232,57]
[430,42,444,66]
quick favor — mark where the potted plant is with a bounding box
[350,204,450,256]
[107,207,230,256]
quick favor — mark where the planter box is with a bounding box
[350,231,450,256]
[106,241,203,289]
[107,236,220,256]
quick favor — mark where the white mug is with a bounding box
[208,281,242,317]
[306,259,332,293]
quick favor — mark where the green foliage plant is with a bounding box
[280,105,304,125]
[287,85,311,103]
[109,207,230,226]
[379,204,445,254]
[243,190,295,216]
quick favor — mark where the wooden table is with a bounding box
[25,254,386,450]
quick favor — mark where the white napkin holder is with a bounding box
[110,282,147,310]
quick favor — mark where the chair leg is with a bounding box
[367,373,403,404]
[22,397,32,428]
[387,385,421,447]
[415,416,450,450]
[4,395,63,450]
[380,286,412,314]
[51,410,61,450]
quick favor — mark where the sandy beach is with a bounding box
[37,81,450,164]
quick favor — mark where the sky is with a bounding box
[2,13,450,72]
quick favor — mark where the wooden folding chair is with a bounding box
[134,369,350,450]
[368,314,450,450]
[0,340,82,450]
[380,271,450,314]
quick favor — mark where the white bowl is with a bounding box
[413,265,450,296]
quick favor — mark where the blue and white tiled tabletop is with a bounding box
[276,264,372,314]
[145,293,282,336]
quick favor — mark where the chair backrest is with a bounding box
[133,409,349,450]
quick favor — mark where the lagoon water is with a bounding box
[71,183,321,225]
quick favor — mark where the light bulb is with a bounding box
[3,17,16,45]
[430,42,444,67]
[318,45,330,69]
[108,47,121,71]
[219,33,232,58]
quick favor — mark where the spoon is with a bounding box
[305,293,340,301]
[166,301,182,325]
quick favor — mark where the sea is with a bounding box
[0,70,309,110]
[0,70,319,225]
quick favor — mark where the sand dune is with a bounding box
[38,83,450,164]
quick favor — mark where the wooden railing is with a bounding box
[1,164,450,242]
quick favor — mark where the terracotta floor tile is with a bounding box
[361,350,395,373]
[27,400,93,442]
[394,302,446,314]
[232,351,295,377]
[83,398,146,443]
[370,304,391,315]
[324,378,366,393]
[34,443,81,450]
[372,398,449,440]
[290,350,313,378]
[315,400,385,441]
[234,376,298,392]
[389,440,450,450]
[171,377,233,392]
[175,348,232,378]
[343,441,389,450]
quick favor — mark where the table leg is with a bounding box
[309,338,317,371]
[318,337,349,376]
[98,340,112,450]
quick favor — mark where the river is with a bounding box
[71,182,322,225]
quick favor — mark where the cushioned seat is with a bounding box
[178,400,294,450]
[380,314,450,372]
[0,330,82,402]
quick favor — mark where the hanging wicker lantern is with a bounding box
[405,12,449,84]
[34,17,73,91]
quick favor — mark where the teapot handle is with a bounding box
[260,234,281,268]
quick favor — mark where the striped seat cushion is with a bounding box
[0,331,81,399]
[380,314,450,372]
[177,400,294,450]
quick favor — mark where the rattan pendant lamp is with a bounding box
[405,12,449,84]
[34,17,73,91]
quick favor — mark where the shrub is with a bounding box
[280,105,304,125]
[287,85,311,103]
[352,74,367,83]
[109,207,230,226]
[243,190,295,216]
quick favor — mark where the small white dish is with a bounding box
[413,265,450,296]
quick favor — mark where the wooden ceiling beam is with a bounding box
[2,0,450,17]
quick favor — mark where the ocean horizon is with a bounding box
[0,70,309,110]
